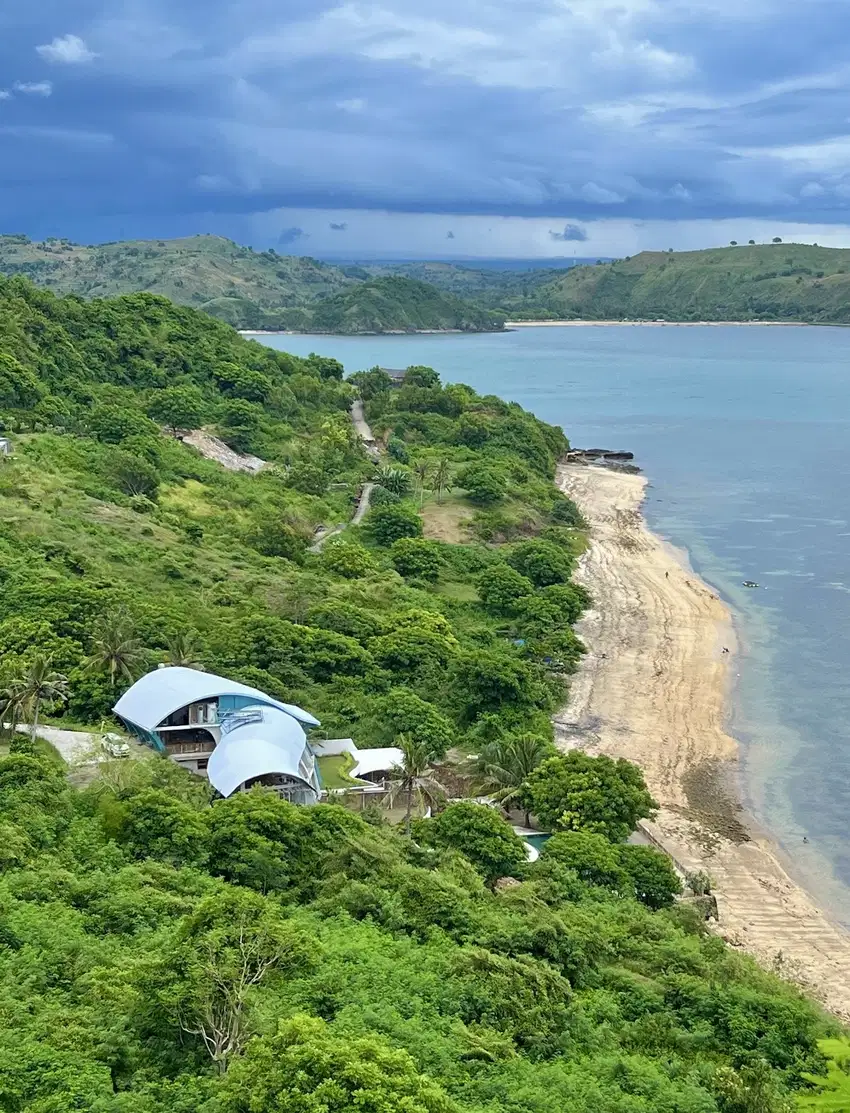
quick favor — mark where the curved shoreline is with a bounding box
[556,463,850,1019]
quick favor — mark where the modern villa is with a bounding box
[113,666,323,803]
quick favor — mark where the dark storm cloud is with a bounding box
[277,226,307,244]
[549,223,587,241]
[4,0,850,241]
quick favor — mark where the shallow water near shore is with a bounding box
[260,325,850,927]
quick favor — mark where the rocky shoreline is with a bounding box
[563,447,641,473]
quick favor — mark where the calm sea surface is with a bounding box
[259,326,850,925]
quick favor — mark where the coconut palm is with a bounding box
[432,458,452,504]
[385,733,447,836]
[471,733,554,827]
[165,630,205,670]
[413,460,431,507]
[3,656,69,744]
[88,609,146,688]
[0,684,27,742]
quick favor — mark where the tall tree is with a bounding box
[88,609,145,688]
[385,733,447,836]
[3,656,69,743]
[414,459,431,507]
[165,630,205,670]
[433,457,452,504]
[472,733,555,826]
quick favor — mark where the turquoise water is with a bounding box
[259,326,850,925]
[524,834,552,853]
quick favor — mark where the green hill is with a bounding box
[0,275,841,1112]
[310,275,504,333]
[0,234,502,333]
[511,243,850,323]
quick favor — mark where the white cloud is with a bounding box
[0,91,11,101]
[337,97,367,113]
[36,34,96,65]
[13,82,53,97]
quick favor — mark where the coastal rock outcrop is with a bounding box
[564,448,640,473]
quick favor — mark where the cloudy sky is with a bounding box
[5,0,850,256]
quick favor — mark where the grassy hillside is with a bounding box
[510,243,850,323]
[0,277,844,1112]
[0,234,503,333]
[344,260,577,301]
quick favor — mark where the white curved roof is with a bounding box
[207,705,314,798]
[113,666,320,730]
[351,746,404,779]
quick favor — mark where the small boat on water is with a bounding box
[742,580,760,589]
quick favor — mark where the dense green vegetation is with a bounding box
[0,276,575,746]
[0,236,503,333]
[501,243,850,323]
[0,736,842,1111]
[0,276,846,1111]
[309,276,503,333]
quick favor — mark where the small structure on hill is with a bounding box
[0,437,12,459]
[378,367,408,387]
[113,666,321,803]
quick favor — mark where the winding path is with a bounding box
[307,401,381,552]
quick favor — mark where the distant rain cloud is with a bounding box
[278,226,307,245]
[329,222,348,231]
[549,224,588,242]
[36,35,96,65]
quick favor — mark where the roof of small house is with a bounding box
[207,704,315,798]
[113,666,320,731]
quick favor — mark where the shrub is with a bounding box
[506,539,572,587]
[457,462,506,505]
[368,503,423,546]
[391,538,443,581]
[414,803,528,883]
[523,752,657,840]
[320,539,376,579]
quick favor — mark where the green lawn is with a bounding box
[316,752,361,790]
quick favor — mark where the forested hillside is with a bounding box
[0,235,503,333]
[309,276,504,333]
[0,277,845,1112]
[506,243,850,323]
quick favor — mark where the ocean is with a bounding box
[258,325,850,926]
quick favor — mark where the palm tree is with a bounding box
[385,734,447,836]
[432,458,452,504]
[3,657,69,744]
[0,683,27,742]
[414,460,431,507]
[165,630,205,670]
[88,609,145,688]
[471,733,554,827]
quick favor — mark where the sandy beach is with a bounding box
[556,463,850,1020]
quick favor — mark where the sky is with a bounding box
[5,1,850,257]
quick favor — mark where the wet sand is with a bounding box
[556,463,850,1019]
